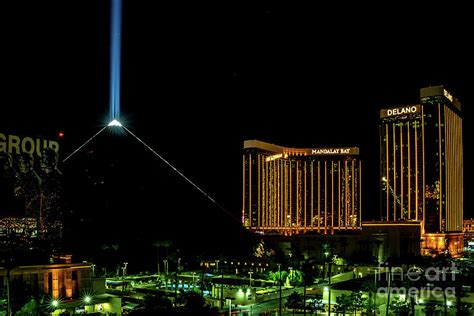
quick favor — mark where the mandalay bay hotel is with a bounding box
[242,140,361,236]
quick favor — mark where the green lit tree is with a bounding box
[389,297,409,316]
[349,291,366,315]
[313,295,324,315]
[288,268,303,286]
[301,261,316,316]
[334,293,351,315]
[143,293,172,313]
[285,291,303,315]
[266,269,288,284]
[15,297,48,316]
[179,292,218,315]
[361,279,376,315]
[423,302,440,316]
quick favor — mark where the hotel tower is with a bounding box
[380,86,463,255]
[242,140,361,235]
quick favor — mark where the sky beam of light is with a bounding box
[109,0,122,120]
[121,125,241,224]
[62,126,108,163]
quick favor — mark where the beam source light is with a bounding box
[108,119,122,127]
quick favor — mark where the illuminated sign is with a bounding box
[444,89,454,103]
[0,133,59,156]
[381,105,420,118]
[310,148,356,155]
[265,153,283,162]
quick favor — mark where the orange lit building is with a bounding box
[464,218,474,250]
[242,140,361,235]
[421,232,464,257]
[0,262,92,299]
[379,86,464,256]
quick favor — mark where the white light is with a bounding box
[108,119,122,127]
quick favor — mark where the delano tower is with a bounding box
[380,86,463,255]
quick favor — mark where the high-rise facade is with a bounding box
[242,140,361,235]
[380,86,463,239]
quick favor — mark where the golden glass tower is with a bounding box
[242,140,361,235]
[380,86,463,234]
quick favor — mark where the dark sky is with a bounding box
[1,2,472,259]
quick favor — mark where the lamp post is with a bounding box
[121,262,128,292]
[191,272,196,290]
[328,258,332,316]
[324,251,329,281]
[163,259,168,275]
[175,257,181,304]
[277,263,282,316]
[248,271,253,287]
[374,266,378,316]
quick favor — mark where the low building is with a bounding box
[463,218,474,251]
[0,260,121,315]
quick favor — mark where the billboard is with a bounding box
[0,132,62,247]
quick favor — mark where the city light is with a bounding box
[108,119,122,127]
[51,299,59,308]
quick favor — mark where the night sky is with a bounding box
[1,2,472,262]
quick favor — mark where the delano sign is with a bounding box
[0,132,59,156]
[380,105,420,118]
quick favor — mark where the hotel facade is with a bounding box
[380,86,463,256]
[242,140,361,235]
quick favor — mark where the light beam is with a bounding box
[121,125,240,223]
[109,0,122,120]
[63,126,108,163]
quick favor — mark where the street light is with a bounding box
[122,262,128,292]
[248,271,253,287]
[324,251,329,282]
[277,263,282,316]
[191,272,196,289]
[175,257,181,304]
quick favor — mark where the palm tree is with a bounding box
[423,302,440,316]
[153,240,172,275]
[334,294,351,316]
[285,291,303,316]
[362,280,376,315]
[389,297,409,315]
[302,261,315,316]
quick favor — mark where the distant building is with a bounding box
[464,218,474,251]
[0,132,63,251]
[0,259,121,315]
[242,140,361,235]
[379,86,463,256]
